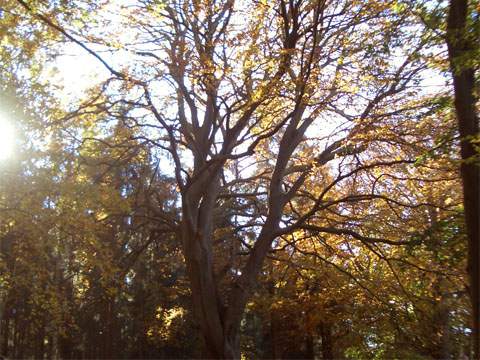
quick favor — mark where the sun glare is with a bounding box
[0,113,15,160]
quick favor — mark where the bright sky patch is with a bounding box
[0,113,15,160]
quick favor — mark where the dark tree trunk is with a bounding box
[1,316,8,357]
[59,281,75,360]
[35,319,46,360]
[269,309,282,359]
[305,334,315,360]
[319,322,334,360]
[46,334,54,359]
[446,0,480,357]
[182,219,239,359]
[101,295,117,359]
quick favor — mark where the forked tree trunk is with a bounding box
[182,212,285,358]
[182,224,240,358]
[181,181,241,358]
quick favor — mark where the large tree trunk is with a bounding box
[182,225,239,358]
[181,180,240,358]
[185,200,275,358]
[182,218,282,358]
[446,0,480,357]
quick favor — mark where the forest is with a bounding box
[0,0,478,358]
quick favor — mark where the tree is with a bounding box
[123,1,434,356]
[446,0,479,356]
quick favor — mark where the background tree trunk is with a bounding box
[446,0,480,357]
[320,321,334,360]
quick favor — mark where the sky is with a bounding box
[0,112,15,160]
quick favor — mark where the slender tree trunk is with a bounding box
[1,315,8,356]
[269,309,283,359]
[59,284,74,359]
[36,319,46,360]
[440,295,451,360]
[305,334,315,360]
[12,316,17,358]
[46,334,53,359]
[0,299,4,356]
[446,1,480,357]
[102,295,117,359]
[319,322,334,360]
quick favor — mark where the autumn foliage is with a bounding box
[0,0,478,358]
